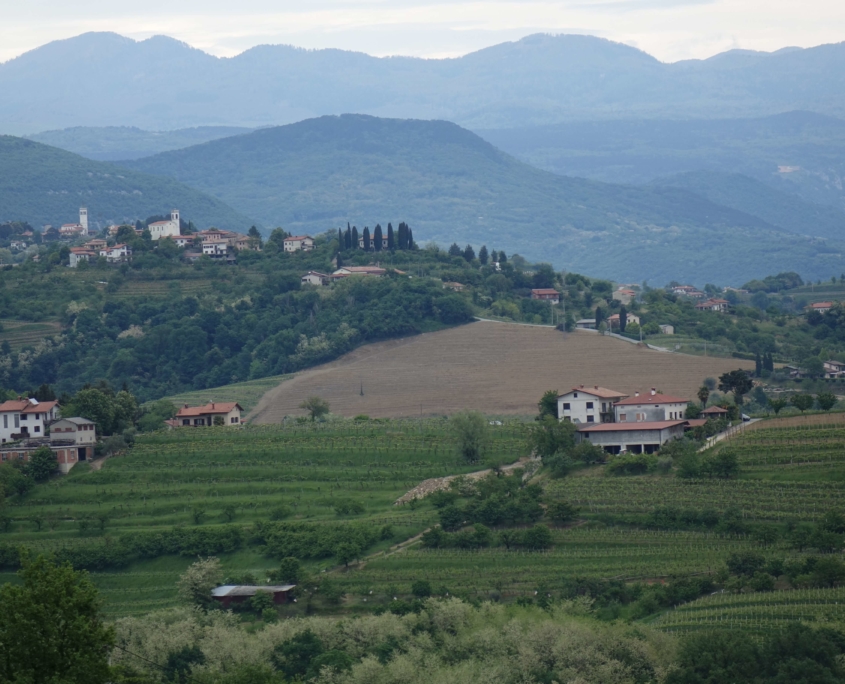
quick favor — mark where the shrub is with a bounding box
[607,453,656,476]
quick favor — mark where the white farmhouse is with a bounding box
[283,235,315,252]
[147,210,181,240]
[0,398,59,443]
[557,386,628,425]
[614,390,689,423]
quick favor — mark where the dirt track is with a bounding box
[249,321,752,421]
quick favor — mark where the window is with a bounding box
[2,415,6,429]
[619,413,627,422]
[573,392,578,398]
[563,403,571,410]
[19,414,26,421]
[586,402,594,409]
[14,415,18,428]
[601,403,607,412]
[586,416,595,423]
[34,426,39,433]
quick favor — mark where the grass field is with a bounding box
[249,321,752,421]
[160,374,292,414]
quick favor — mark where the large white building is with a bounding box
[0,398,60,443]
[147,210,181,240]
[557,386,628,425]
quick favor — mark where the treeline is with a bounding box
[336,221,416,252]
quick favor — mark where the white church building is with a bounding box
[147,210,181,240]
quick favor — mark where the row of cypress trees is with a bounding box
[337,222,416,252]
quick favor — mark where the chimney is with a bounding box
[184,404,189,409]
[651,388,656,395]
[634,391,639,397]
[579,384,584,388]
[594,386,598,390]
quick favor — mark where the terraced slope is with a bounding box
[250,321,752,421]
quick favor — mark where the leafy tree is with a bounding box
[685,403,702,419]
[274,556,301,583]
[373,224,383,252]
[791,393,815,413]
[335,541,360,567]
[449,411,490,463]
[769,397,788,414]
[25,445,57,483]
[697,385,710,407]
[272,629,324,679]
[411,579,432,597]
[163,645,206,684]
[702,451,739,479]
[527,415,576,459]
[718,369,753,405]
[31,383,56,401]
[299,396,330,421]
[522,524,552,550]
[478,245,489,265]
[307,651,354,680]
[177,556,223,610]
[537,389,558,419]
[546,500,578,525]
[66,387,114,434]
[0,555,114,684]
[817,391,837,411]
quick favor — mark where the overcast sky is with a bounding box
[2,0,843,64]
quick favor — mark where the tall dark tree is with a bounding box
[407,227,415,249]
[387,223,395,250]
[337,227,344,247]
[344,224,352,250]
[499,251,507,264]
[619,306,628,333]
[373,224,383,252]
[397,222,408,250]
[463,244,476,262]
[362,227,371,251]
[595,307,604,327]
[351,226,359,250]
[449,243,463,257]
[755,351,762,377]
[478,245,489,265]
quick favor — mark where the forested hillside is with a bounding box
[121,115,845,284]
[27,125,252,161]
[0,136,254,231]
[3,32,845,133]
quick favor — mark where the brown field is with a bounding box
[249,321,753,422]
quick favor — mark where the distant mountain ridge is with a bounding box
[119,114,845,284]
[0,136,256,231]
[2,32,845,133]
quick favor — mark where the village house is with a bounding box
[0,398,59,443]
[283,235,315,252]
[170,402,244,427]
[659,324,675,335]
[84,238,108,251]
[824,360,845,378]
[68,247,97,268]
[530,288,560,304]
[211,584,295,608]
[357,234,389,250]
[695,298,730,313]
[577,420,688,455]
[9,240,27,252]
[808,301,835,315]
[607,312,641,329]
[614,390,689,422]
[301,271,331,287]
[49,417,96,472]
[331,266,387,279]
[557,386,629,424]
[99,244,132,263]
[147,210,181,240]
[613,288,638,305]
[165,234,195,248]
[443,282,465,292]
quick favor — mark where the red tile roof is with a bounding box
[615,392,689,405]
[531,289,559,295]
[684,419,708,428]
[285,235,313,241]
[809,302,834,309]
[578,420,688,432]
[701,406,729,414]
[561,385,628,399]
[175,402,242,417]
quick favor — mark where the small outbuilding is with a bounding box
[701,406,729,418]
[211,585,296,608]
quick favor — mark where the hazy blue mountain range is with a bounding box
[119,114,845,284]
[476,111,845,212]
[3,32,845,134]
[27,126,253,161]
[0,136,256,231]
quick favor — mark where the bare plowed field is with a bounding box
[249,321,752,421]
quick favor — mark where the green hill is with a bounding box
[0,136,256,231]
[27,125,253,161]
[122,114,845,284]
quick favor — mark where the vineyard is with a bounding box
[652,587,845,636]
[715,418,845,468]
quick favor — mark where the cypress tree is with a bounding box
[499,251,507,264]
[344,224,352,250]
[398,222,407,250]
[373,224,383,252]
[619,306,627,333]
[387,223,395,250]
[595,307,604,327]
[463,244,475,262]
[352,226,359,250]
[337,227,344,248]
[407,228,415,250]
[755,352,762,377]
[362,227,371,251]
[478,245,489,265]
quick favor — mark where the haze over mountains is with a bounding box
[3,32,845,134]
[117,115,845,284]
